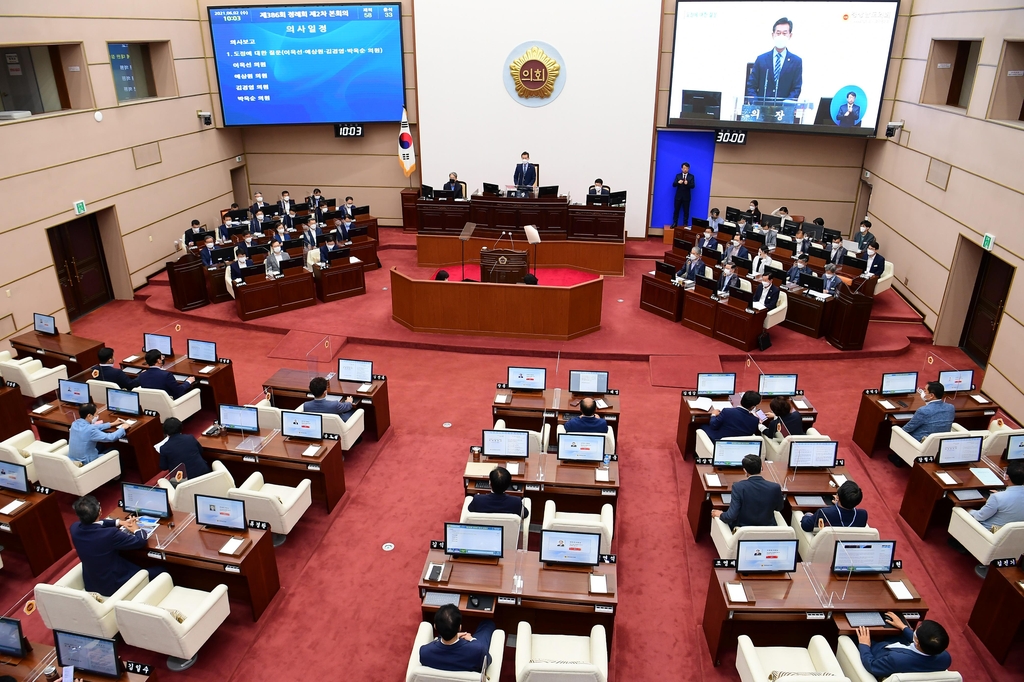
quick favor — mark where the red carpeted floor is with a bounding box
[432,265,598,286]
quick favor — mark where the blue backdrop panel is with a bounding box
[651,130,716,228]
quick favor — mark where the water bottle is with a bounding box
[601,452,611,470]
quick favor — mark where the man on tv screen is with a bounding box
[745,17,802,101]
[836,91,861,126]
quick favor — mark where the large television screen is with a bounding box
[208,4,405,126]
[667,1,899,135]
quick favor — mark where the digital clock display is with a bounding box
[334,124,364,137]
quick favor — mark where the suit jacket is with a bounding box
[159,433,210,478]
[218,223,233,242]
[787,265,809,284]
[830,245,847,265]
[301,397,354,423]
[698,236,718,250]
[468,492,528,518]
[745,49,803,100]
[673,172,695,198]
[419,621,496,673]
[236,240,255,256]
[717,273,737,293]
[249,218,267,236]
[677,258,705,281]
[341,204,355,219]
[720,475,784,529]
[319,244,342,263]
[250,201,269,215]
[763,410,805,439]
[763,230,778,248]
[443,181,464,198]
[336,221,352,240]
[701,406,760,443]
[513,162,537,188]
[749,208,763,225]
[183,228,205,246]
[264,251,287,275]
[278,199,292,215]
[564,415,609,434]
[836,103,861,127]
[200,246,215,266]
[791,237,811,255]
[823,274,842,294]
[866,253,886,277]
[282,213,299,229]
[138,366,191,400]
[309,195,326,209]
[92,364,138,391]
[70,520,148,596]
[858,628,951,678]
[588,186,610,195]
[230,258,254,280]
[301,227,321,248]
[752,283,780,310]
[855,231,877,251]
[725,244,750,261]
[902,400,956,441]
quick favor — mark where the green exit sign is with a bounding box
[982,233,995,251]
[73,200,87,215]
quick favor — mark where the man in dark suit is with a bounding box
[672,162,694,228]
[319,234,343,263]
[761,396,804,438]
[865,242,886,277]
[700,390,762,443]
[230,251,254,280]
[822,264,842,294]
[199,236,217,266]
[278,190,292,216]
[250,210,267,237]
[836,91,861,127]
[91,348,138,390]
[282,209,300,230]
[301,377,354,423]
[419,605,496,673]
[752,272,779,310]
[856,616,951,677]
[468,466,528,518]
[745,17,803,101]
[137,349,195,400]
[698,228,718,251]
[335,216,353,242]
[443,172,464,198]
[676,248,706,280]
[301,217,321,249]
[69,495,162,596]
[513,151,536,195]
[235,230,255,256]
[250,192,269,216]
[791,228,811,256]
[158,417,209,477]
[183,219,204,247]
[341,196,356,220]
[735,216,750,238]
[829,236,847,265]
[787,254,811,284]
[564,397,609,434]
[589,178,610,195]
[217,214,234,243]
[723,236,749,262]
[713,454,784,529]
[717,262,738,295]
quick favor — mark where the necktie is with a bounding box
[774,52,782,86]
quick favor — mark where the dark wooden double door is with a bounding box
[961,252,1014,366]
[47,215,113,320]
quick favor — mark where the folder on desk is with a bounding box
[199,365,216,374]
[885,580,914,601]
[705,473,723,488]
[970,467,1002,487]
[688,397,713,411]
[936,472,957,486]
[465,462,496,478]
[726,582,749,603]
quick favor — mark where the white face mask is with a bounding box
[860,227,867,233]
[773,35,789,50]
[733,240,741,247]
[244,237,252,243]
[690,254,698,260]
[205,242,213,249]
[867,249,876,256]
[255,198,262,203]
[282,196,289,201]
[256,215,264,221]
[749,205,755,211]
[705,234,712,240]
[273,247,282,254]
[238,256,247,262]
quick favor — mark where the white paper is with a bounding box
[62,666,75,682]
[793,400,808,410]
[936,472,957,486]
[595,398,609,409]
[752,302,766,311]
[887,580,914,600]
[0,499,25,515]
[302,444,321,457]
[220,537,244,554]
[726,583,748,603]
[970,394,989,404]
[595,468,610,482]
[153,436,168,453]
[648,270,656,275]
[970,467,1002,487]
[832,474,848,487]
[588,574,609,594]
[122,419,137,428]
[878,400,895,410]
[495,393,510,404]
[506,462,520,476]
[31,403,55,414]
[357,383,373,393]
[688,397,713,411]
[349,256,362,264]
[711,401,733,411]
[123,355,139,362]
[200,365,216,374]
[705,473,723,487]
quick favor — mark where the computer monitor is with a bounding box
[557,433,606,463]
[53,630,122,678]
[703,248,723,263]
[656,261,676,279]
[481,429,530,459]
[0,462,29,494]
[831,540,895,575]
[730,286,753,304]
[936,436,983,466]
[880,372,918,396]
[724,206,742,221]
[210,246,235,263]
[187,339,217,363]
[195,494,246,531]
[239,264,265,279]
[106,388,140,416]
[586,194,611,206]
[843,255,868,272]
[673,238,693,252]
[569,370,609,394]
[58,379,91,405]
[789,441,839,468]
[508,366,546,391]
[1007,434,1024,461]
[218,404,259,434]
[713,439,761,467]
[732,255,753,272]
[121,482,171,519]
[325,247,352,262]
[282,238,305,251]
[695,273,719,292]
[760,214,781,228]
[608,190,626,206]
[0,617,28,658]
[808,246,831,261]
[143,333,173,356]
[338,358,373,383]
[537,185,559,198]
[718,222,737,237]
[482,182,501,195]
[281,410,323,440]
[281,255,305,271]
[353,205,370,216]
[822,228,842,243]
[539,529,601,567]
[798,272,824,293]
[938,369,973,393]
[434,189,455,201]
[765,265,787,283]
[745,231,766,246]
[758,374,798,397]
[444,522,503,559]
[735,539,799,574]
[696,372,736,396]
[691,217,710,230]
[33,312,57,335]
[227,208,249,220]
[420,184,434,199]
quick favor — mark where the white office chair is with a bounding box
[114,573,230,671]
[556,425,615,455]
[769,259,784,270]
[764,291,788,330]
[737,634,849,682]
[0,430,68,482]
[542,500,614,554]
[406,621,505,682]
[947,508,1024,569]
[695,433,762,463]
[0,351,32,379]
[888,425,967,467]
[32,445,120,496]
[790,514,880,564]
[135,386,202,424]
[0,358,67,398]
[737,277,752,293]
[461,496,531,557]
[248,398,282,431]
[873,261,896,295]
[306,249,322,267]
[975,419,1024,459]
[515,622,608,682]
[225,266,237,299]
[493,418,550,455]
[157,461,235,515]
[87,379,121,405]
[837,635,961,682]
[228,472,312,547]
[34,563,149,638]
[294,403,365,450]
[711,511,795,560]
[761,428,826,463]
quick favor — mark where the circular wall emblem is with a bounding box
[503,41,566,107]
[498,256,508,265]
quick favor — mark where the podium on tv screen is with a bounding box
[166,252,210,311]
[480,248,529,284]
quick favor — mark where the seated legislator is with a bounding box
[856,220,877,251]
[761,223,779,249]
[855,615,951,677]
[230,250,254,280]
[708,207,723,232]
[700,390,762,443]
[301,216,321,249]
[443,172,464,198]
[271,222,289,243]
[697,227,718,251]
[711,454,784,529]
[282,208,300,230]
[218,214,233,243]
[250,191,270,216]
[564,397,609,434]
[747,200,762,226]
[341,196,356,220]
[750,245,771,277]
[183,219,204,247]
[969,459,1024,530]
[434,270,450,281]
[829,235,847,266]
[419,604,497,674]
[468,466,529,518]
[319,234,343,262]
[735,216,750,238]
[901,381,955,442]
[69,403,126,466]
[760,396,805,438]
[589,178,610,195]
[91,347,139,390]
[723,236,749,262]
[801,480,868,532]
[249,210,267,237]
[159,417,210,478]
[791,228,811,257]
[822,263,842,295]
[70,495,162,596]
[301,376,354,422]
[717,262,738,295]
[264,240,289,276]
[199,235,217,266]
[787,254,811,284]
[864,241,886,277]
[676,247,705,281]
[138,349,196,400]
[235,230,255,256]
[771,206,789,220]
[336,215,355,241]
[751,271,779,311]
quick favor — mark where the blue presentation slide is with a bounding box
[209,4,405,126]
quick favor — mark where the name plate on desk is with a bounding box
[993,557,1017,568]
[147,550,165,560]
[600,554,617,564]
[601,489,617,496]
[594,605,614,614]
[248,520,270,530]
[34,484,53,495]
[430,540,446,551]
[224,565,241,574]
[124,662,153,675]
[525,484,541,491]
[713,558,737,568]
[307,464,321,471]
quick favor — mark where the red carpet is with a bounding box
[266,330,347,361]
[432,264,598,286]
[649,354,724,388]
[870,289,925,322]
[625,236,671,259]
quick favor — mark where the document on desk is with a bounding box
[589,574,608,594]
[687,397,713,411]
[219,537,244,555]
[595,398,609,410]
[123,355,139,363]
[301,444,321,457]
[878,400,895,410]
[711,401,733,411]
[970,394,990,404]
[0,499,26,515]
[357,383,373,393]
[936,472,957,486]
[726,583,748,603]
[199,365,217,374]
[792,399,809,410]
[494,393,510,404]
[506,462,520,476]
[705,473,723,488]
[31,404,55,414]
[970,467,1003,487]
[595,468,610,482]
[886,580,914,601]
[831,474,848,487]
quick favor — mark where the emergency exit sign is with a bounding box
[982,233,995,251]
[73,200,86,215]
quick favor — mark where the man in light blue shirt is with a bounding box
[69,404,126,465]
[901,382,956,442]
[708,208,723,233]
[971,460,1024,531]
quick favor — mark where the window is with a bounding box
[108,43,155,102]
[989,41,1024,123]
[0,45,73,115]
[921,40,982,109]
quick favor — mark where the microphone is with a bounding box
[491,232,506,250]
[509,231,515,250]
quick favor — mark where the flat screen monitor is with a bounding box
[54,630,122,678]
[758,374,798,396]
[765,265,787,283]
[0,617,27,657]
[569,370,609,395]
[482,182,501,195]
[539,529,601,567]
[195,494,246,531]
[433,189,454,201]
[799,272,824,292]
[187,339,217,363]
[696,273,719,293]
[843,255,867,272]
[219,404,260,433]
[938,369,973,393]
[106,388,141,416]
[586,194,610,206]
[208,4,405,126]
[692,217,710,230]
[822,228,842,243]
[239,264,266,279]
[211,246,235,263]
[557,434,606,463]
[59,379,91,405]
[656,260,676,278]
[33,312,57,335]
[537,185,558,198]
[508,366,546,391]
[1007,434,1024,461]
[338,358,373,383]
[608,190,627,206]
[725,206,742,221]
[719,222,737,237]
[0,462,29,494]
[143,333,173,356]
[444,522,503,559]
[713,439,761,467]
[420,184,434,199]
[281,410,323,440]
[697,372,736,396]
[281,255,306,271]
[736,539,799,574]
[880,371,917,396]
[789,440,838,468]
[481,429,530,459]
[936,436,983,466]
[832,540,895,575]
[808,246,831,261]
[122,482,171,519]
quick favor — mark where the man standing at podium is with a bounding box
[745,17,803,101]
[513,151,536,197]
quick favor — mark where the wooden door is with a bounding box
[961,252,1014,366]
[47,215,114,320]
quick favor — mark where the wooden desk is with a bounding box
[898,461,1004,538]
[568,205,627,242]
[0,489,72,576]
[418,549,617,639]
[312,259,366,302]
[968,560,1024,664]
[348,235,380,271]
[120,355,238,412]
[115,508,279,621]
[416,234,625,277]
[639,273,684,322]
[676,393,818,459]
[782,286,836,338]
[203,262,233,304]
[197,429,345,513]
[0,383,32,441]
[9,332,104,377]
[492,388,621,441]
[827,278,876,351]
[234,269,316,321]
[262,368,391,440]
[0,642,155,681]
[714,297,768,351]
[682,286,718,336]
[852,392,999,457]
[703,566,927,665]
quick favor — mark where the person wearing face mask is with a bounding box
[751,271,779,311]
[745,17,803,102]
[735,216,749,238]
[855,220,877,251]
[342,196,356,219]
[218,215,233,243]
[717,263,737,295]
[336,216,354,242]
[676,247,705,281]
[787,254,811,284]
[750,245,771,277]
[250,192,268,215]
[747,200,762,225]
[707,208,723,232]
[513,152,537,197]
[589,178,610,196]
[69,403,127,465]
[724,235,749,261]
[278,190,292,216]
[199,236,217,266]
[822,264,842,294]
[274,223,289,243]
[444,172,464,198]
[791,227,811,256]
[230,248,254,281]
[864,242,885,277]
[319,233,343,263]
[771,205,789,219]
[250,211,266,237]
[671,162,694,228]
[698,228,718,251]
[309,188,325,208]
[283,209,299,229]
[265,239,289,276]
[762,222,779,249]
[302,216,321,249]
[829,236,847,265]
[235,230,255,256]
[183,219,204,247]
